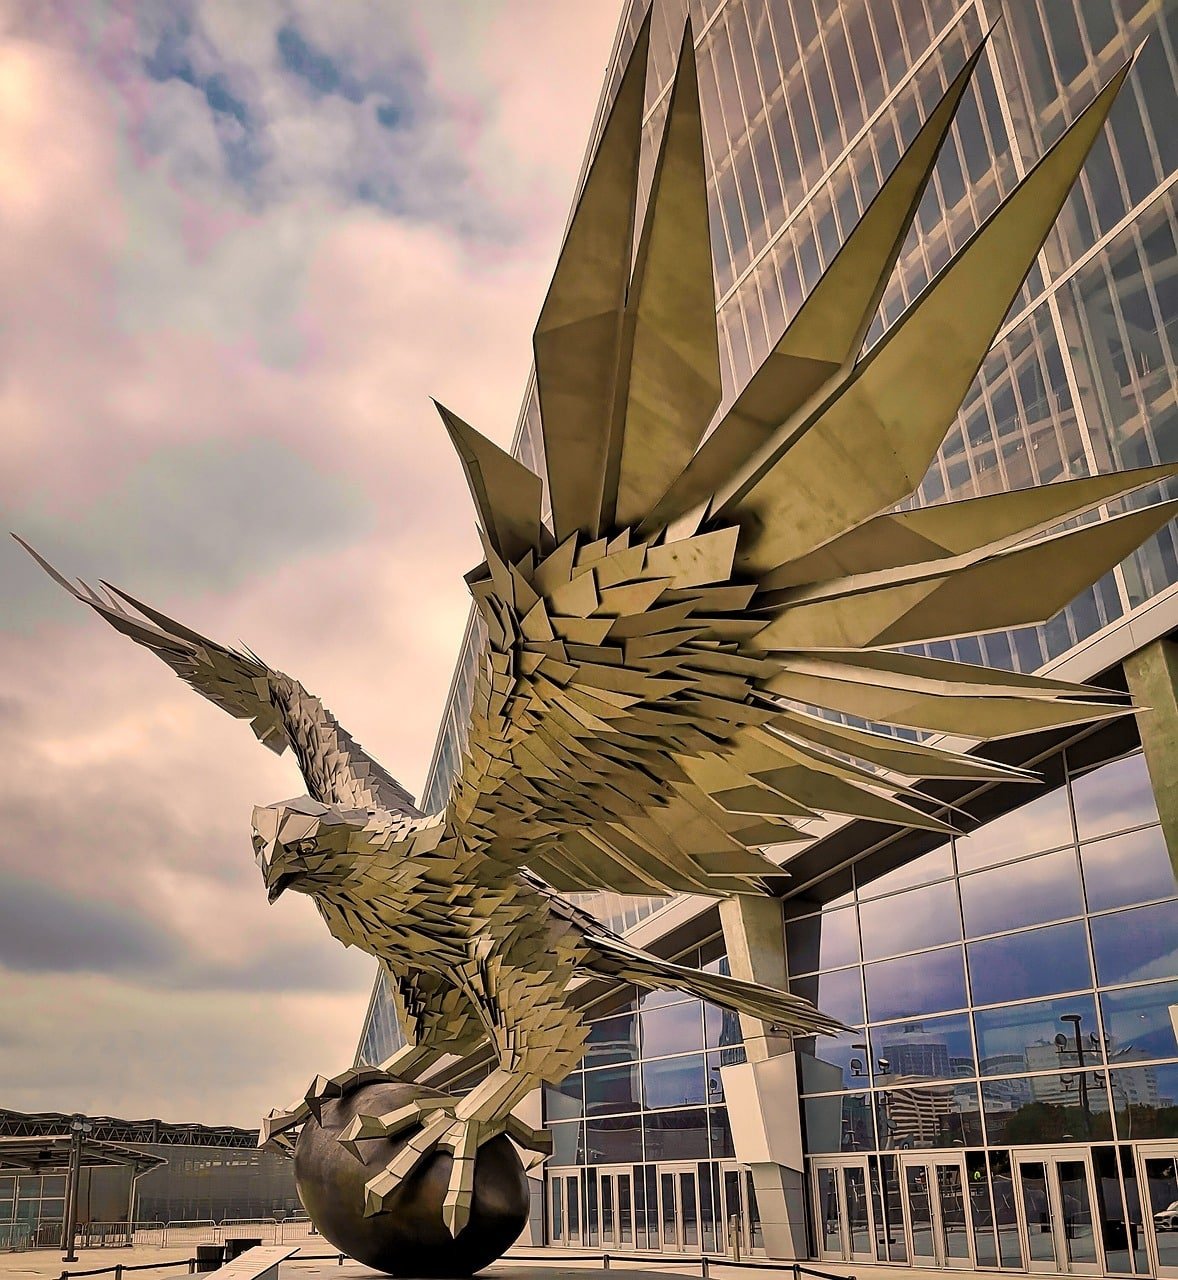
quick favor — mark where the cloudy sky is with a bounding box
[0,0,621,1127]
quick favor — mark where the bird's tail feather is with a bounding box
[583,932,844,1037]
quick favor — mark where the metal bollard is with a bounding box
[701,1256,710,1278]
[602,1252,610,1270]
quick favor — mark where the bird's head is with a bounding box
[251,797,366,904]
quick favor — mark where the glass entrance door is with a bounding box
[810,1158,875,1262]
[548,1170,581,1246]
[655,1165,701,1253]
[1140,1144,1178,1277]
[595,1166,635,1249]
[1014,1150,1102,1274]
[899,1154,974,1268]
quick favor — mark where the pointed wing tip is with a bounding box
[12,533,84,598]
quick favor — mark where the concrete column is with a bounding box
[719,896,808,1262]
[1125,636,1178,876]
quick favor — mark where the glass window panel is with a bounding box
[799,1028,868,1093]
[706,1050,739,1103]
[550,1119,585,1165]
[1111,1061,1178,1140]
[960,848,1084,938]
[1100,980,1178,1062]
[709,1107,735,1159]
[585,1011,639,1068]
[793,966,864,1027]
[872,1012,975,1084]
[859,879,961,961]
[857,842,953,899]
[786,905,859,974]
[585,1114,642,1164]
[584,1064,642,1116]
[803,1093,875,1153]
[1091,900,1178,986]
[643,1108,710,1161]
[968,920,1091,1005]
[974,994,1099,1076]
[1071,752,1159,840]
[876,1082,983,1149]
[544,1072,585,1122]
[1081,825,1176,912]
[864,946,967,1022]
[952,775,1072,872]
[643,1054,707,1109]
[641,999,704,1056]
[703,999,744,1052]
[982,1070,1112,1143]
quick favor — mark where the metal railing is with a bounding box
[506,1250,854,1278]
[58,1252,349,1280]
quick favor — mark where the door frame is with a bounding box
[1012,1147,1104,1275]
[896,1151,975,1270]
[809,1155,875,1262]
[1136,1139,1178,1279]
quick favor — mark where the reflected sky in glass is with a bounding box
[1101,980,1178,1061]
[953,778,1072,873]
[968,920,1091,1005]
[865,946,967,1022]
[860,877,961,961]
[1081,825,1176,912]
[973,994,1099,1074]
[960,847,1083,937]
[1070,752,1159,841]
[1090,900,1178,986]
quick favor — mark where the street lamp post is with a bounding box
[1058,1015,1092,1131]
[61,1116,92,1262]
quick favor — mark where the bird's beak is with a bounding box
[267,870,305,904]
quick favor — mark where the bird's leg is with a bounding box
[258,1065,392,1152]
[361,1066,551,1236]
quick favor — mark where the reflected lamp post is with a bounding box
[1056,1014,1092,1132]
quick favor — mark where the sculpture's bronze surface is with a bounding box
[21,12,1176,1267]
[294,1077,527,1278]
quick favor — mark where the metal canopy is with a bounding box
[0,1135,165,1175]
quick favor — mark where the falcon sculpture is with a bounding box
[22,17,1177,1239]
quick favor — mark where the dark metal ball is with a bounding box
[293,1079,529,1278]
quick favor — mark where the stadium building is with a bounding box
[358,0,1178,1274]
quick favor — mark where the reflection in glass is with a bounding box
[550,1119,585,1165]
[1082,825,1176,915]
[799,1027,867,1093]
[905,1165,936,1262]
[584,1064,641,1116]
[864,946,967,1022]
[968,920,1091,1005]
[1100,980,1178,1062]
[953,772,1071,872]
[856,843,953,900]
[989,1151,1023,1268]
[982,1071,1112,1144]
[709,1107,735,1158]
[544,1072,585,1121]
[816,1166,841,1255]
[1090,899,1178,986]
[703,999,744,1052]
[876,1083,982,1149]
[644,1108,709,1161]
[584,1012,639,1067]
[974,993,1099,1076]
[791,967,864,1026]
[872,1013,975,1083]
[803,1094,874,1153]
[1071,752,1158,841]
[960,848,1083,938]
[1144,1154,1178,1272]
[642,1054,707,1109]
[640,1000,704,1057]
[1018,1161,1059,1267]
[584,1113,641,1164]
[1111,1062,1178,1140]
[859,878,961,961]
[843,1165,871,1256]
[1058,1159,1099,1268]
[787,905,859,973]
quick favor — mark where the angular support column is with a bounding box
[513,1088,546,1245]
[1125,636,1178,876]
[719,896,808,1261]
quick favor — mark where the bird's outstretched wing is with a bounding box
[16,537,418,816]
[437,20,1177,897]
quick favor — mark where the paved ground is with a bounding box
[0,1244,990,1280]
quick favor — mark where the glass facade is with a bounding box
[356,0,1178,1270]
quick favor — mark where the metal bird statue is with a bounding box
[21,16,1177,1243]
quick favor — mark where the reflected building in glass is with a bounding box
[356,0,1178,1273]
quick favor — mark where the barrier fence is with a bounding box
[1,1217,317,1254]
